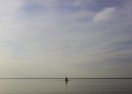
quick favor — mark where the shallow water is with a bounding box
[0,79,131,94]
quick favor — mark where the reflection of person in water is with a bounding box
[65,77,68,91]
[65,77,68,81]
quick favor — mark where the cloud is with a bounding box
[93,7,115,23]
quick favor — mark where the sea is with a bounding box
[0,78,131,94]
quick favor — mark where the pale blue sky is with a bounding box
[0,0,132,78]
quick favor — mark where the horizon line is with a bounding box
[0,78,131,79]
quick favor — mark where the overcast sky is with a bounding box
[0,0,132,78]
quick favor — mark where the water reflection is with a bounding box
[65,80,68,85]
[65,80,68,91]
[0,79,131,94]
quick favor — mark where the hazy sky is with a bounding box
[0,0,132,78]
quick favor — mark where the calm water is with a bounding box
[0,79,131,94]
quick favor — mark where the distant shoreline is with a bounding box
[0,78,131,79]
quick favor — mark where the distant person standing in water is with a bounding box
[65,77,68,81]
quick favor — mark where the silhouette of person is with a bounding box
[65,77,68,81]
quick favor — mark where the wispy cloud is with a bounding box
[93,7,115,23]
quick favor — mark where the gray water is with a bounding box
[0,79,131,94]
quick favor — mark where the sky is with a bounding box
[0,0,132,78]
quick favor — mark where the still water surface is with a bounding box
[0,79,131,94]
